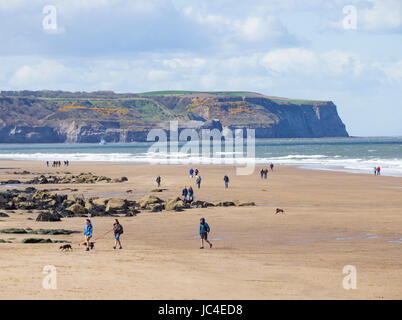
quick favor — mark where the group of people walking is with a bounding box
[80,163,281,252]
[189,168,202,188]
[83,218,123,251]
[260,163,275,179]
[46,160,69,167]
[374,166,381,175]
[83,215,212,251]
[182,185,194,201]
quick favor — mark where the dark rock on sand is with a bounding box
[165,197,184,211]
[216,201,236,207]
[150,203,165,212]
[0,228,27,234]
[192,200,215,208]
[139,195,164,209]
[36,211,62,222]
[22,238,53,243]
[234,200,256,206]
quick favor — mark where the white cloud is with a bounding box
[374,60,402,83]
[162,57,206,69]
[0,0,25,12]
[261,48,363,77]
[261,48,319,75]
[328,0,402,32]
[322,51,362,76]
[8,60,68,88]
[181,5,295,46]
[360,0,402,31]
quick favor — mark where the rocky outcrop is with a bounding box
[165,197,185,211]
[36,211,62,222]
[0,173,127,185]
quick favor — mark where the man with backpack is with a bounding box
[113,219,123,250]
[199,217,212,249]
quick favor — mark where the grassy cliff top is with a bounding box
[0,90,329,106]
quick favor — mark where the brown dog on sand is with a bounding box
[59,244,72,251]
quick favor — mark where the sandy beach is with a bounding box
[0,160,401,300]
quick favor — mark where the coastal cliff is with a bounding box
[0,90,348,143]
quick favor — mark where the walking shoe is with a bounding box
[119,246,123,250]
[113,246,116,250]
[200,247,204,249]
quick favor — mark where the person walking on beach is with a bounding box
[263,169,268,179]
[46,161,49,167]
[189,168,194,178]
[84,219,93,251]
[199,218,212,249]
[270,163,274,171]
[374,167,377,175]
[113,219,123,250]
[188,186,194,202]
[195,168,199,176]
[196,175,201,189]
[223,175,229,189]
[260,169,264,179]
[377,166,381,175]
[156,175,161,188]
[182,186,188,201]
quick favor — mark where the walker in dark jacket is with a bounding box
[199,218,212,249]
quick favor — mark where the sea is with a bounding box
[0,137,402,177]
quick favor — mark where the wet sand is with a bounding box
[0,160,401,299]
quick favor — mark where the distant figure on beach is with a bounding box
[377,166,381,175]
[84,219,93,251]
[270,163,274,171]
[374,167,377,175]
[46,161,49,167]
[156,175,161,187]
[196,175,201,188]
[223,175,229,188]
[195,168,199,176]
[263,169,268,179]
[188,186,194,202]
[189,168,194,178]
[199,218,212,249]
[182,186,188,201]
[113,219,123,250]
[260,169,264,179]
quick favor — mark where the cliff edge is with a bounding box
[0,90,348,143]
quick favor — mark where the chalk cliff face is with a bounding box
[0,91,348,143]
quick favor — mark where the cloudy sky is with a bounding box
[0,0,401,136]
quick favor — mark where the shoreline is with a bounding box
[0,158,401,178]
[1,136,401,176]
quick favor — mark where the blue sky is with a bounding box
[0,0,401,136]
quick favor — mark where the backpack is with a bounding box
[115,224,123,234]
